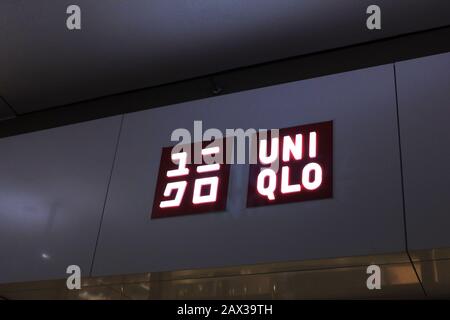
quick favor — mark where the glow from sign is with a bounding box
[166,152,189,177]
[302,162,322,190]
[257,168,277,200]
[309,132,317,158]
[247,121,332,207]
[152,140,230,219]
[257,132,320,198]
[193,176,219,204]
[159,181,187,208]
[197,146,221,173]
[259,137,279,164]
[281,166,301,194]
[283,134,303,161]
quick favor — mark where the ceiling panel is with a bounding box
[1,0,449,114]
[0,97,15,120]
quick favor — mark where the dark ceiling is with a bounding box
[1,0,449,117]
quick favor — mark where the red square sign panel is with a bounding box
[152,140,230,219]
[247,121,333,207]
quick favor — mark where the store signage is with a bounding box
[151,140,230,219]
[152,121,332,218]
[247,121,333,207]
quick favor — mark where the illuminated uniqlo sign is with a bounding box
[151,141,230,219]
[247,121,332,207]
